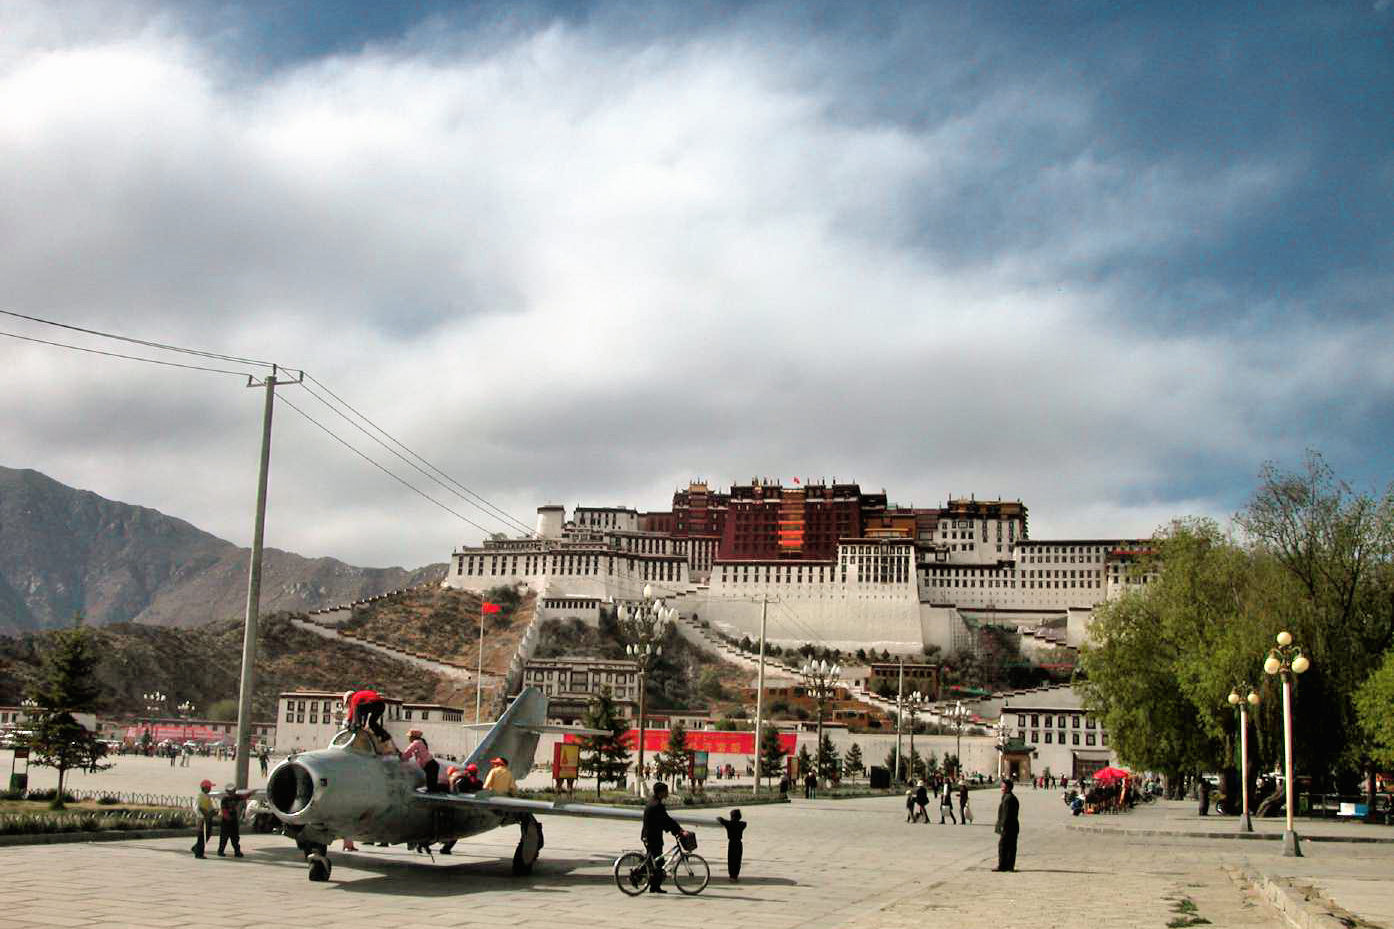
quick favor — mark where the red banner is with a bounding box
[481,602,502,614]
[567,730,795,755]
[122,725,230,743]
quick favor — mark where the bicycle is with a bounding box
[613,832,710,896]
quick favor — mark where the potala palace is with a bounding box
[443,480,1157,658]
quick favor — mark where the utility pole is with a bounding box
[894,656,904,783]
[752,594,769,796]
[234,365,301,790]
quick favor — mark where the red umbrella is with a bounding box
[1093,766,1130,782]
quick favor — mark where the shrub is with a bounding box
[95,795,121,805]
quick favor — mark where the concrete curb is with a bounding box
[1066,823,1394,844]
[1237,867,1372,929]
[0,828,193,848]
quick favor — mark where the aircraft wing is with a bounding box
[412,791,729,828]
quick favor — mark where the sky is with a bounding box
[2,0,1392,569]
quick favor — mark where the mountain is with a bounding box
[0,466,446,634]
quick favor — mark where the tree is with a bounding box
[206,698,239,721]
[579,688,631,797]
[855,648,867,662]
[817,734,841,783]
[758,726,787,783]
[885,747,922,782]
[654,721,693,784]
[1355,650,1394,768]
[844,742,865,779]
[26,617,109,808]
[795,743,813,780]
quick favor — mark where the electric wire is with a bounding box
[301,373,533,537]
[277,394,497,537]
[295,378,527,537]
[0,308,277,368]
[0,329,258,377]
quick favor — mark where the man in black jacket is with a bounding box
[642,782,685,893]
[993,778,1019,872]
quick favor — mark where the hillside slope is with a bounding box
[0,466,445,633]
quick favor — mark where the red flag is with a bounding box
[481,602,502,614]
[792,476,800,484]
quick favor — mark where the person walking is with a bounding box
[905,785,917,822]
[217,783,250,857]
[939,780,958,824]
[191,779,215,859]
[993,779,1019,872]
[258,748,270,776]
[958,780,972,824]
[716,809,746,882]
[641,782,686,894]
[913,781,930,823]
[1198,777,1211,816]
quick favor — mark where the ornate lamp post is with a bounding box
[1264,631,1310,857]
[618,584,674,795]
[945,700,970,779]
[177,701,196,742]
[143,691,166,747]
[801,659,842,785]
[1226,685,1260,833]
[901,690,927,782]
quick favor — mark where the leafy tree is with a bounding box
[206,698,239,721]
[579,687,632,797]
[844,742,865,779]
[739,635,753,652]
[1355,650,1394,768]
[758,726,787,783]
[654,721,693,784]
[26,617,109,809]
[817,734,841,783]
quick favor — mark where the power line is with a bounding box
[0,308,276,368]
[300,373,534,537]
[0,329,256,377]
[277,394,498,537]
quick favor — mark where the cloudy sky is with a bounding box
[2,1,1391,569]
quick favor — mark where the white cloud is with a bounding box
[0,8,1384,569]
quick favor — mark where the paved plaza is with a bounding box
[6,756,1394,929]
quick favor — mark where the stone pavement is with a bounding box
[6,783,1381,929]
[1064,794,1394,927]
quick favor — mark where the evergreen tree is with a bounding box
[26,617,109,808]
[758,726,786,783]
[844,742,865,779]
[817,733,841,783]
[579,687,632,797]
[655,721,693,784]
[796,743,813,780]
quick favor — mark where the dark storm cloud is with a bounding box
[1,0,1391,568]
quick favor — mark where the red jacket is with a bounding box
[347,690,381,712]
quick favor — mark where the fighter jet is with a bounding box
[263,686,727,881]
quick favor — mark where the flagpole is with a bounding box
[476,603,485,724]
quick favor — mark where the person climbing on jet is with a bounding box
[342,689,392,744]
[400,729,441,792]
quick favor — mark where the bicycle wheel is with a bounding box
[672,852,710,895]
[614,851,650,896]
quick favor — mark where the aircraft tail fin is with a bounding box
[464,687,548,774]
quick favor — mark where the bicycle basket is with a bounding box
[678,831,697,852]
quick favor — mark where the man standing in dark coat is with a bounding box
[993,778,1019,872]
[641,782,685,893]
[1198,777,1211,816]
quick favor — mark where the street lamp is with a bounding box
[945,700,970,779]
[800,659,842,786]
[143,691,166,745]
[1226,685,1260,832]
[902,690,927,783]
[1264,630,1309,857]
[178,701,196,742]
[618,583,674,795]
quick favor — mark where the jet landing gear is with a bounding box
[511,816,544,876]
[297,839,332,882]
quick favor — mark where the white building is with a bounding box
[444,493,1156,658]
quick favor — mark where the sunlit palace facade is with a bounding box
[444,480,1155,656]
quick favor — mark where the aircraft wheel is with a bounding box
[308,853,331,882]
[511,816,543,876]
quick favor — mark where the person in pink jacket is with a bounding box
[400,729,441,792]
